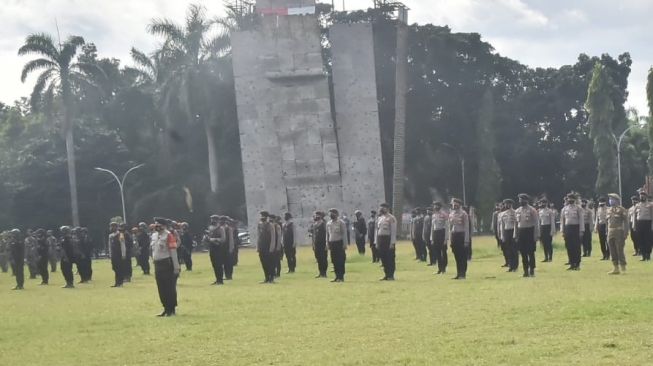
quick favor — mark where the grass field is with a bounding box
[2,236,653,366]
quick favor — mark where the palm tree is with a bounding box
[18,33,95,226]
[147,4,232,194]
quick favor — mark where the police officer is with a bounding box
[353,210,367,255]
[515,194,540,277]
[491,203,507,267]
[606,193,629,274]
[368,211,379,263]
[256,211,276,284]
[628,195,640,256]
[538,199,556,262]
[206,215,226,285]
[9,229,24,290]
[272,215,283,278]
[449,198,470,279]
[581,199,595,257]
[223,218,236,280]
[326,208,348,282]
[109,222,127,287]
[282,212,297,273]
[311,211,328,278]
[423,208,434,266]
[78,227,93,283]
[46,230,59,272]
[431,201,449,275]
[35,229,50,285]
[635,190,653,261]
[499,199,518,272]
[137,222,152,274]
[376,203,397,281]
[595,197,610,260]
[561,193,584,270]
[151,217,181,316]
[409,209,420,261]
[59,226,76,288]
[0,231,9,273]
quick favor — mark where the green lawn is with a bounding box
[1,236,653,366]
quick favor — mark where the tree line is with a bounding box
[0,3,652,243]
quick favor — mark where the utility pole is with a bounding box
[391,4,408,231]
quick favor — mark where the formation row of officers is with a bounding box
[256,199,472,282]
[488,191,648,276]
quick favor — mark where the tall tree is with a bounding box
[475,88,501,230]
[647,67,653,176]
[18,33,97,226]
[147,4,231,194]
[585,63,618,195]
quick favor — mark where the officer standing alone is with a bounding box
[606,193,629,274]
[515,194,540,277]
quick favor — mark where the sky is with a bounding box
[1,0,651,113]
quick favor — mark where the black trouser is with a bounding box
[636,220,652,260]
[11,256,24,288]
[140,248,152,273]
[433,229,448,272]
[233,246,239,266]
[582,224,592,256]
[259,252,275,282]
[314,245,328,276]
[451,232,467,277]
[503,229,519,270]
[517,227,536,272]
[370,240,379,263]
[284,245,296,272]
[0,255,8,273]
[78,256,92,281]
[413,238,427,261]
[38,255,49,283]
[329,241,346,280]
[598,224,609,259]
[564,225,581,268]
[540,225,553,261]
[154,258,177,313]
[209,245,224,283]
[125,252,133,279]
[111,257,125,286]
[377,235,395,279]
[355,235,366,254]
[630,228,639,255]
[27,259,37,279]
[224,249,234,279]
[49,255,58,272]
[467,236,473,260]
[275,250,282,277]
[425,239,435,265]
[61,259,74,286]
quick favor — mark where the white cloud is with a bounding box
[1,0,651,114]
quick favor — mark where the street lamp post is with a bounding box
[94,164,145,224]
[441,144,466,206]
[613,125,638,200]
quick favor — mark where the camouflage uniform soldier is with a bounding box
[46,230,60,272]
[24,229,39,279]
[606,193,629,274]
[581,200,595,257]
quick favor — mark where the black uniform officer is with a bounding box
[206,215,226,285]
[109,223,127,287]
[9,229,25,290]
[368,211,378,263]
[311,211,328,278]
[178,222,193,272]
[35,229,49,285]
[353,211,367,255]
[78,228,93,283]
[137,222,152,274]
[256,211,276,283]
[282,212,297,273]
[59,226,76,288]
